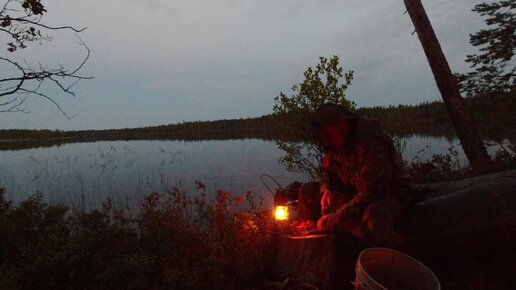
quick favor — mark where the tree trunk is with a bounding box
[404,0,492,171]
[273,234,336,290]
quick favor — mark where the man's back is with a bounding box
[322,117,406,203]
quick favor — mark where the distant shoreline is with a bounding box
[0,137,75,143]
[1,93,513,146]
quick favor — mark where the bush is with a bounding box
[0,185,273,290]
[273,55,355,179]
[405,142,516,183]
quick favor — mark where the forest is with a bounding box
[1,92,513,151]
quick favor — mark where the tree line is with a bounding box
[0,92,513,149]
[358,91,514,141]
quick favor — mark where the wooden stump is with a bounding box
[273,234,336,290]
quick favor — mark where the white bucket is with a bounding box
[354,248,440,290]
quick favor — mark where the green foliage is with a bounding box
[457,0,515,95]
[272,56,355,179]
[405,141,516,183]
[22,0,46,15]
[0,187,272,290]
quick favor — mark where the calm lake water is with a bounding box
[0,136,469,209]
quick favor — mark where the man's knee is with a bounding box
[362,199,405,244]
[363,203,386,222]
[363,198,403,223]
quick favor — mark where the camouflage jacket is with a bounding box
[320,118,407,218]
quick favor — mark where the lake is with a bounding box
[0,136,469,209]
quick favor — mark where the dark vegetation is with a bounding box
[405,142,516,183]
[456,0,515,96]
[1,175,515,289]
[0,186,272,290]
[357,91,515,141]
[0,115,278,150]
[272,55,355,179]
[0,92,514,151]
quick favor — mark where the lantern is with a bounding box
[273,189,289,221]
[274,205,289,221]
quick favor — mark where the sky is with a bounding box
[0,0,487,130]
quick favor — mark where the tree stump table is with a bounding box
[273,234,337,290]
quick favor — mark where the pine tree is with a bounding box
[458,1,515,96]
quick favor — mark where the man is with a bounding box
[298,104,409,244]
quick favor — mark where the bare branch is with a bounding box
[0,0,92,116]
[18,88,74,118]
[0,57,26,97]
[0,95,29,113]
[10,17,87,33]
[0,40,92,115]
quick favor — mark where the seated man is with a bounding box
[298,104,410,244]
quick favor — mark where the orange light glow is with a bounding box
[274,205,289,221]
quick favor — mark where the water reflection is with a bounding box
[0,136,467,209]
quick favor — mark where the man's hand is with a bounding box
[320,190,334,215]
[317,213,338,231]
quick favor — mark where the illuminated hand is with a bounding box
[320,190,334,215]
[317,213,338,231]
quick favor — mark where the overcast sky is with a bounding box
[0,0,486,130]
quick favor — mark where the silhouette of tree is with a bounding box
[458,1,515,96]
[404,0,492,172]
[273,55,355,179]
[0,0,91,116]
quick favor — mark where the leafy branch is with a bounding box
[273,56,355,179]
[0,0,91,115]
[457,1,515,95]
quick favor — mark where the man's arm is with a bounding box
[320,154,335,215]
[335,136,395,220]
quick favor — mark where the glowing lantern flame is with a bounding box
[274,205,289,221]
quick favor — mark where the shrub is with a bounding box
[405,142,516,183]
[0,186,272,290]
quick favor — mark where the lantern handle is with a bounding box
[260,174,283,197]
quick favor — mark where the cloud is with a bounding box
[0,0,487,129]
